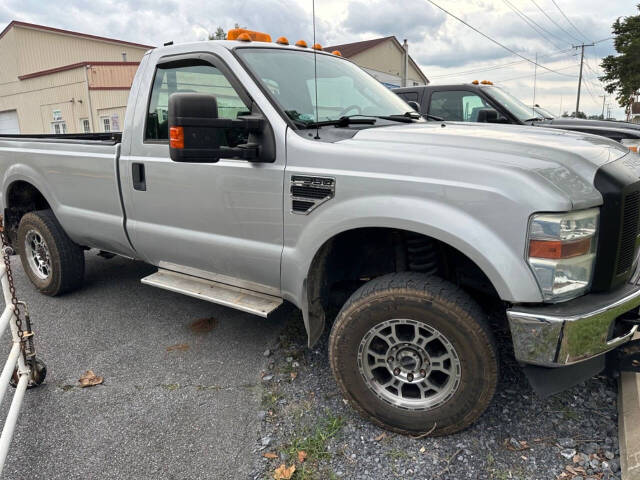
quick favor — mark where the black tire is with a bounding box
[328,272,498,436]
[17,210,85,296]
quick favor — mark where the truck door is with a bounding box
[120,52,285,294]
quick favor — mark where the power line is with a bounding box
[497,64,577,82]
[529,0,583,44]
[429,47,573,79]
[503,0,566,49]
[424,0,577,77]
[550,0,590,42]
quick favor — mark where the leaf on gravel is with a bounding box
[374,433,387,442]
[504,438,530,451]
[565,465,578,475]
[273,464,295,479]
[572,454,581,464]
[263,452,278,459]
[189,317,217,333]
[290,372,298,381]
[166,343,189,352]
[419,446,426,453]
[297,450,307,462]
[78,370,103,388]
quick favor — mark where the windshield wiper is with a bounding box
[425,114,444,121]
[292,112,422,129]
[524,117,545,122]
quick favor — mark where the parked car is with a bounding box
[394,82,640,152]
[1,31,639,436]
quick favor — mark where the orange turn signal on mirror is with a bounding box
[630,146,639,153]
[529,238,591,259]
[169,126,184,149]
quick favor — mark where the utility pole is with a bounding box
[599,94,607,118]
[559,96,563,117]
[574,43,594,117]
[402,39,409,87]
[532,53,537,115]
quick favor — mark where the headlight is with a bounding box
[621,139,640,154]
[527,208,599,302]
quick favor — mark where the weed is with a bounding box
[284,413,344,462]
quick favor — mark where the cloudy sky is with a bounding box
[1,0,635,118]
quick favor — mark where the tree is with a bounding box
[561,111,570,117]
[208,27,227,40]
[600,5,640,115]
[588,114,605,120]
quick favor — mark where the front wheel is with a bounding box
[17,210,85,296]
[328,272,498,436]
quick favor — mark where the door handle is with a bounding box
[132,163,146,191]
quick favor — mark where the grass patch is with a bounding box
[284,413,344,462]
[387,448,410,460]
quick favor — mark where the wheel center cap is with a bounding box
[398,350,419,371]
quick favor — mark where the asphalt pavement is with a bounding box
[0,253,288,480]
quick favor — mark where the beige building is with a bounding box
[324,36,428,88]
[0,21,153,134]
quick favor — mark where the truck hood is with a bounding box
[534,117,640,139]
[344,121,631,209]
[542,117,640,132]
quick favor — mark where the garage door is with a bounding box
[0,110,19,134]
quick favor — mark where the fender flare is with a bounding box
[280,195,542,345]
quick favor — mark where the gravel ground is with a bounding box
[252,309,621,480]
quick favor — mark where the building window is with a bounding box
[51,122,67,134]
[52,110,62,121]
[81,119,90,133]
[111,115,120,131]
[101,117,111,132]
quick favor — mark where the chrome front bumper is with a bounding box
[507,285,640,366]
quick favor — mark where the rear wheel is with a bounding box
[17,210,85,296]
[328,272,498,436]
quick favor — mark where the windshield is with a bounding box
[482,86,541,122]
[236,48,416,126]
[533,106,556,119]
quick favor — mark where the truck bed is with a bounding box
[0,133,134,257]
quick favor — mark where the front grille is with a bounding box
[592,158,640,291]
[617,191,640,274]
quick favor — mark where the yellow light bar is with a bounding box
[227,28,272,43]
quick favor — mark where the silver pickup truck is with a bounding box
[1,35,639,436]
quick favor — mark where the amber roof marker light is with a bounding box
[276,36,289,45]
[227,28,272,42]
[332,50,342,56]
[295,39,308,48]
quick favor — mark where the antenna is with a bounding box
[312,0,320,140]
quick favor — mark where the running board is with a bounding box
[141,269,283,317]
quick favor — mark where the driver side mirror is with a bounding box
[476,108,499,123]
[407,101,421,113]
[168,92,271,163]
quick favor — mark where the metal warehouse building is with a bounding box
[0,21,153,135]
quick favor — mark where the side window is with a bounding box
[429,91,494,122]
[145,61,250,141]
[461,94,493,122]
[397,92,418,103]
